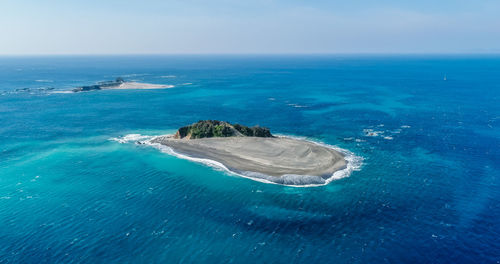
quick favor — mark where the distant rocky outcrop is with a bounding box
[72,77,125,92]
[174,120,273,139]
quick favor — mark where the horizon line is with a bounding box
[1,52,500,57]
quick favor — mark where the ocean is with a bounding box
[0,55,499,263]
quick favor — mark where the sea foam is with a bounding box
[109,134,153,144]
[111,134,363,187]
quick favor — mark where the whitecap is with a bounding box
[119,133,363,187]
[110,134,154,144]
[286,103,308,108]
[110,133,362,187]
[363,129,384,137]
[271,134,363,186]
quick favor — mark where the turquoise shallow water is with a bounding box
[0,55,499,263]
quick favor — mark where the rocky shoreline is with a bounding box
[72,77,173,92]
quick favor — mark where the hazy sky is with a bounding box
[1,0,499,54]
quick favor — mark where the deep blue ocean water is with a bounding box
[0,55,499,263]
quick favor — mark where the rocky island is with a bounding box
[151,120,348,186]
[72,77,173,92]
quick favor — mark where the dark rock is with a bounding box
[72,77,126,92]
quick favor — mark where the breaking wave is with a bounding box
[111,134,363,187]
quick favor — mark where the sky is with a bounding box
[1,0,499,55]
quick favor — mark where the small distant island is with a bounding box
[72,77,173,92]
[151,120,348,186]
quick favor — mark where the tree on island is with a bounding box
[174,120,273,139]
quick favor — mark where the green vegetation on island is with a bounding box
[174,120,273,139]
